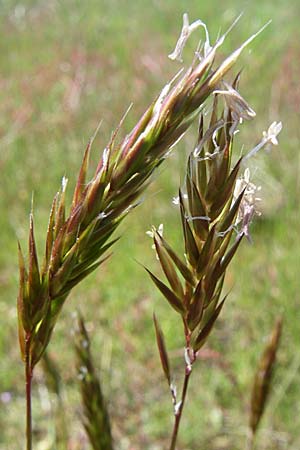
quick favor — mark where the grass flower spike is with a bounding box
[74,314,113,450]
[248,317,283,449]
[146,75,281,449]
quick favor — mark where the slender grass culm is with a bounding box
[16,13,281,449]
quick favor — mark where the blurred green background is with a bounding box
[0,0,300,449]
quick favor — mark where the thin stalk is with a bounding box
[246,429,255,450]
[169,366,192,450]
[25,334,33,450]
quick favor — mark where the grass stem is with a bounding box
[25,335,32,450]
[169,367,192,450]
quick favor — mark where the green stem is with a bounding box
[25,334,33,450]
[169,366,192,450]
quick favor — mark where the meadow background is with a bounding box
[0,0,300,449]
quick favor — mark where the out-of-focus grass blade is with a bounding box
[249,317,283,436]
